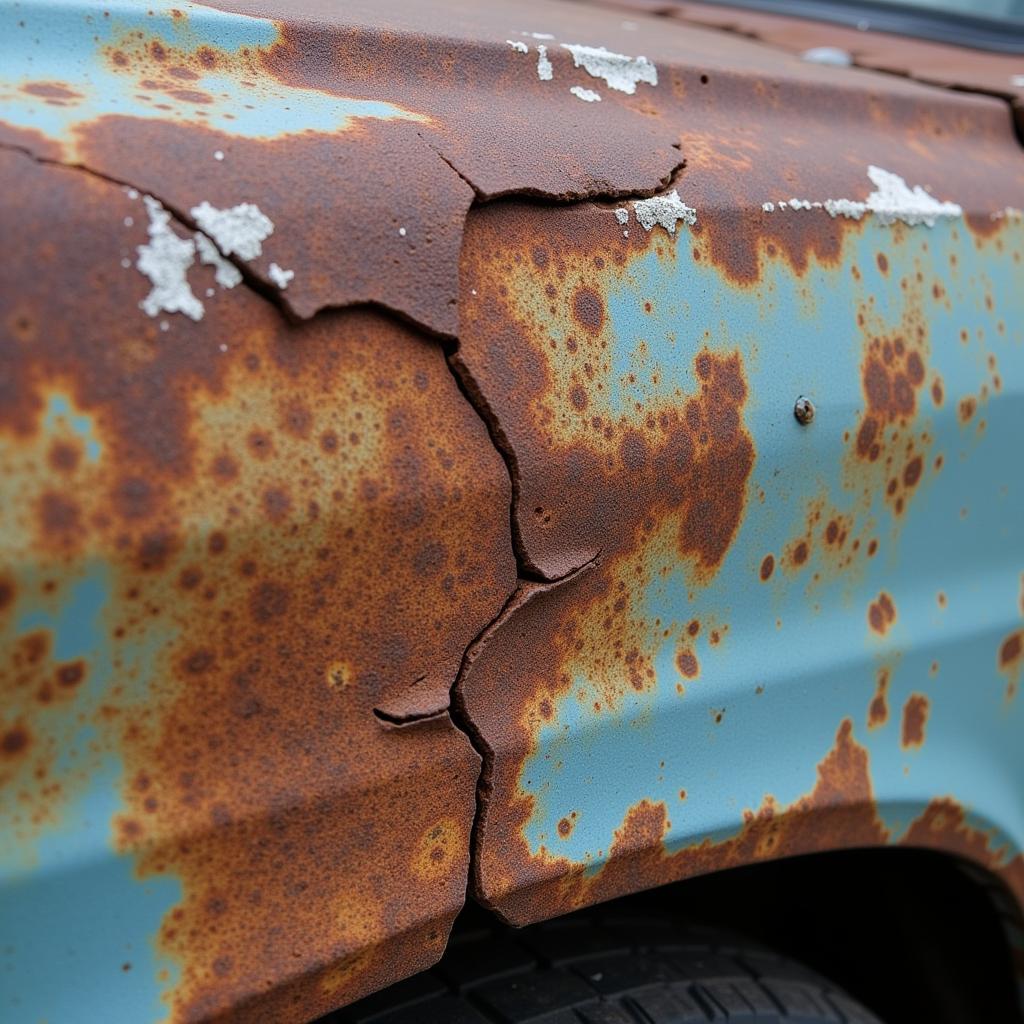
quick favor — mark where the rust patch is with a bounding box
[999,630,1023,700]
[902,799,1024,908]
[0,148,516,1020]
[472,718,887,924]
[868,592,897,636]
[901,693,930,749]
[868,667,890,729]
[759,554,774,581]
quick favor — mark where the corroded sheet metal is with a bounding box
[0,0,686,335]
[0,146,515,1020]
[652,0,1024,134]
[458,79,1024,922]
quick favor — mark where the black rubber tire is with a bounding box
[327,910,884,1024]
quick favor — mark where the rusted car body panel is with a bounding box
[1,0,1023,1020]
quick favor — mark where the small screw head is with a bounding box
[794,395,815,425]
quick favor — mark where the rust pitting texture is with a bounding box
[0,146,516,1020]
[6,0,690,336]
[456,199,758,921]
[451,20,1024,929]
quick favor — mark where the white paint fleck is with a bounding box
[190,201,274,261]
[214,150,225,161]
[125,188,139,200]
[850,166,961,225]
[537,44,553,81]
[560,43,657,94]
[398,226,407,237]
[768,166,962,227]
[570,85,601,102]
[268,262,295,289]
[762,202,775,213]
[195,232,242,289]
[507,39,529,53]
[219,343,228,352]
[1012,75,1024,87]
[623,229,629,237]
[123,216,134,227]
[614,207,629,225]
[471,288,477,296]
[136,195,203,321]
[520,31,555,40]
[160,320,170,332]
[633,190,697,233]
[120,257,132,269]
[206,287,216,297]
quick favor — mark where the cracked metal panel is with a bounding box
[0,0,686,335]
[458,109,1024,922]
[0,147,516,1021]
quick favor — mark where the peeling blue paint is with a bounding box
[521,215,1024,869]
[0,0,425,149]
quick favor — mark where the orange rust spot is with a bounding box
[759,554,774,581]
[1,726,30,757]
[868,668,889,729]
[876,252,888,274]
[931,378,943,406]
[868,592,896,635]
[20,81,83,101]
[676,648,699,679]
[572,287,605,335]
[901,694,929,749]
[959,396,977,423]
[789,540,809,568]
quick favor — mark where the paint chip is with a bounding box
[767,166,962,227]
[214,150,225,161]
[136,195,203,321]
[614,207,629,224]
[190,200,274,261]
[537,44,553,81]
[398,227,407,237]
[570,85,601,102]
[268,263,295,289]
[195,232,242,289]
[633,190,697,233]
[560,43,657,94]
[507,39,528,53]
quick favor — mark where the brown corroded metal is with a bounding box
[0,144,515,1020]
[454,13,1024,929]
[594,0,1024,133]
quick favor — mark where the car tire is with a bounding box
[331,909,883,1023]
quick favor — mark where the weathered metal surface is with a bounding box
[4,0,1024,1019]
[0,0,687,336]
[457,62,1024,923]
[0,142,515,1020]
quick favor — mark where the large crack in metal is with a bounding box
[0,127,678,971]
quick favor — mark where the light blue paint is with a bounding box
[0,0,424,146]
[521,215,1024,873]
[0,564,182,1021]
[41,394,102,462]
